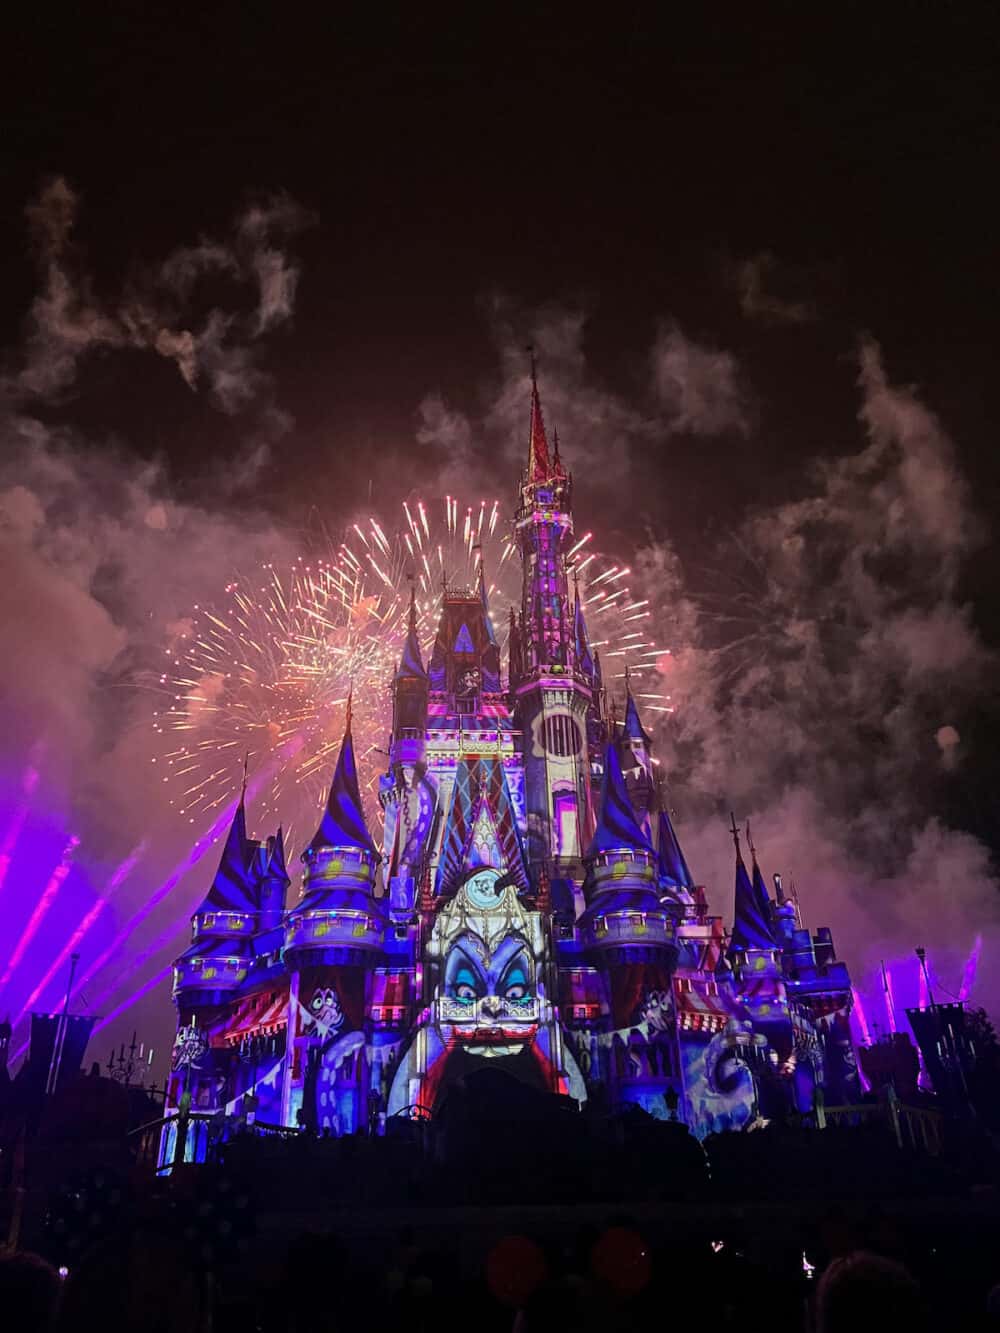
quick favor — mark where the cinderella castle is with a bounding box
[166,374,859,1145]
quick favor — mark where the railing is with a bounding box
[284,909,382,952]
[586,913,673,946]
[128,1109,305,1174]
[805,1101,944,1155]
[174,957,249,992]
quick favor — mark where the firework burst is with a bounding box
[152,495,670,845]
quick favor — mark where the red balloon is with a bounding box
[590,1226,652,1296]
[486,1235,547,1308]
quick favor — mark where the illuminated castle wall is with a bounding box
[166,375,859,1143]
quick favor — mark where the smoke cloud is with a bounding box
[416,303,750,495]
[0,180,996,1071]
[416,305,999,1014]
[634,336,998,1012]
[733,250,819,326]
[13,177,313,413]
[0,181,308,1060]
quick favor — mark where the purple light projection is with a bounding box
[13,841,147,1024]
[882,962,898,1033]
[93,963,174,1035]
[851,987,872,1045]
[959,934,983,1003]
[0,835,80,997]
[0,750,42,900]
[4,720,308,1072]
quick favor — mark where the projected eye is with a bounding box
[451,965,481,1004]
[503,964,528,1000]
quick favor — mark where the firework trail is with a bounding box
[10,498,672,1037]
[152,494,670,843]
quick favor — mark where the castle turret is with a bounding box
[174,796,257,1002]
[619,674,656,834]
[513,366,595,877]
[391,586,428,764]
[579,741,678,963]
[657,806,695,906]
[285,703,383,967]
[252,827,290,935]
[728,819,778,962]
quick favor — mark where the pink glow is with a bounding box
[0,835,80,997]
[0,751,42,900]
[882,964,898,1033]
[93,963,173,1033]
[959,934,982,1002]
[851,987,872,1045]
[13,841,147,1023]
[85,917,187,1016]
[67,749,291,1012]
[918,961,929,1010]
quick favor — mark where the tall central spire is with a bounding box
[527,352,551,483]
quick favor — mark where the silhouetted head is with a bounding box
[817,1250,925,1333]
[0,1250,61,1331]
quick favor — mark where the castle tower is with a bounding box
[512,367,595,879]
[250,827,290,935]
[285,702,383,969]
[579,740,679,964]
[619,675,656,839]
[174,795,257,1005]
[283,704,383,1133]
[381,587,431,920]
[656,805,696,910]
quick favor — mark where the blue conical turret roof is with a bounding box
[573,586,595,677]
[657,807,694,890]
[729,820,776,951]
[396,586,426,679]
[622,681,651,746]
[198,796,255,913]
[587,741,654,858]
[308,706,377,857]
[266,825,290,886]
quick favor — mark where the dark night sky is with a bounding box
[4,6,998,529]
[2,4,1000,1047]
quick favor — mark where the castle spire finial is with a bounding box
[745,819,757,864]
[729,812,777,953]
[396,580,426,680]
[526,346,551,483]
[552,426,566,479]
[622,667,651,745]
[308,698,376,856]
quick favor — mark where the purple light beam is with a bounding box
[14,841,147,1023]
[959,934,983,1003]
[0,749,42,900]
[0,835,80,997]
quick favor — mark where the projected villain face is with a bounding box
[442,931,536,1054]
[387,866,587,1115]
[307,985,344,1035]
